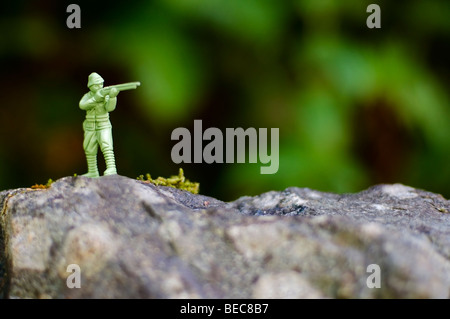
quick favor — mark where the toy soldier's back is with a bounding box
[79,72,140,177]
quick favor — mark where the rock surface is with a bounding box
[0,175,449,298]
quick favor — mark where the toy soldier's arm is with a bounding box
[79,92,99,110]
[105,95,117,112]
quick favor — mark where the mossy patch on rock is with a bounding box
[31,179,54,190]
[137,168,200,194]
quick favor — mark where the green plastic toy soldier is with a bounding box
[79,72,140,177]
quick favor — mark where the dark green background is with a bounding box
[0,0,449,201]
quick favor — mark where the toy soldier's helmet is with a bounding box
[87,72,104,88]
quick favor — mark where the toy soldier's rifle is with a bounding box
[98,82,141,98]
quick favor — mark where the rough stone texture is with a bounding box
[0,175,449,299]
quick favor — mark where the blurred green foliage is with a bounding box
[0,0,449,201]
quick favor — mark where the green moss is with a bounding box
[137,168,200,194]
[31,179,54,190]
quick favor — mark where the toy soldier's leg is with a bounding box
[98,127,117,176]
[83,128,100,178]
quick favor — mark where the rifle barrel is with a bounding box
[103,82,141,92]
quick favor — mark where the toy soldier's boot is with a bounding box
[83,155,100,178]
[103,149,117,175]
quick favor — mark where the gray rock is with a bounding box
[0,175,449,298]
